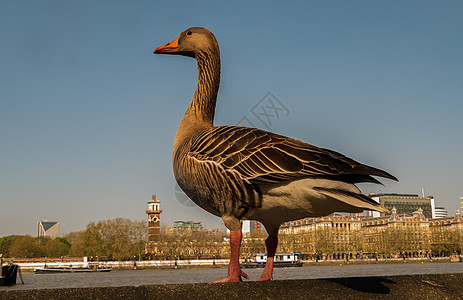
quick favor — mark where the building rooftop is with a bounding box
[369,193,419,197]
[369,193,434,199]
[39,221,58,231]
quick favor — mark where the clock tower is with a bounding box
[146,195,162,242]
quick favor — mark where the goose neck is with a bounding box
[174,53,220,150]
[190,53,221,125]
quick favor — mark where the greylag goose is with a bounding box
[154,27,397,282]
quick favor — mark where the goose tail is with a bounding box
[314,187,389,214]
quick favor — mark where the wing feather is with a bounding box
[189,126,397,184]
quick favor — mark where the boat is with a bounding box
[1,263,21,286]
[241,253,303,268]
[34,265,112,274]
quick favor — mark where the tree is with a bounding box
[70,222,105,257]
[99,218,135,260]
[55,237,72,249]
[44,239,70,257]
[0,235,17,257]
[315,228,332,255]
[69,218,148,260]
[8,235,44,258]
[64,231,82,245]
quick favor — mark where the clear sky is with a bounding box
[1,1,462,237]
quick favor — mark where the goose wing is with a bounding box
[189,126,397,185]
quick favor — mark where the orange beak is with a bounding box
[154,36,179,54]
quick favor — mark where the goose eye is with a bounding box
[187,31,192,36]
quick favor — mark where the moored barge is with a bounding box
[241,253,302,268]
[34,265,112,273]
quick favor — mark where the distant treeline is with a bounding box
[0,218,147,260]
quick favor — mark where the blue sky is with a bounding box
[1,1,462,236]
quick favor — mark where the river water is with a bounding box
[2,262,462,291]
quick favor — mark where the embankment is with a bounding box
[1,273,463,299]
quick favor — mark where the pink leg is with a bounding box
[259,234,278,281]
[213,230,248,283]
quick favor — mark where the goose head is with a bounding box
[154,27,219,58]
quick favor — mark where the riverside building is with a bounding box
[280,206,463,259]
[367,193,435,219]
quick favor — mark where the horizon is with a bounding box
[3,197,460,238]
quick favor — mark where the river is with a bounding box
[2,262,462,291]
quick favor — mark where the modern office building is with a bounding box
[434,207,448,219]
[37,221,60,238]
[172,220,203,233]
[368,193,435,219]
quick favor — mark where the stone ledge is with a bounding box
[1,273,463,299]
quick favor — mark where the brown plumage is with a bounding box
[154,27,397,282]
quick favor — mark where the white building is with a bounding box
[242,220,251,234]
[434,207,448,219]
[38,221,60,238]
[228,220,263,235]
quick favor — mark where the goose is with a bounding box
[154,27,397,282]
